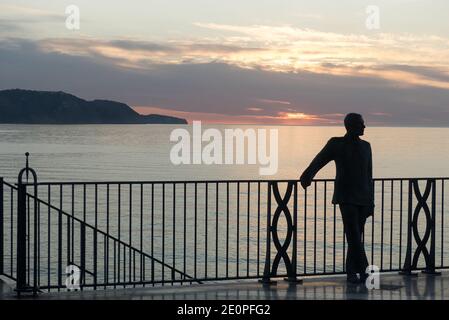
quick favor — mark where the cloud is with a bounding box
[0,4,66,37]
[192,23,449,86]
[247,107,263,112]
[35,37,266,70]
[0,19,22,32]
[370,112,392,117]
[1,38,449,126]
[0,4,63,20]
[312,63,449,90]
[256,98,291,105]
[17,21,449,89]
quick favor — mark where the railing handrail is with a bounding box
[15,177,449,186]
[2,180,18,190]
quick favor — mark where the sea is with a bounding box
[1,124,449,182]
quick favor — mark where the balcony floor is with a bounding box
[1,271,449,300]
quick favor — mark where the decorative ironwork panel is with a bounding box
[261,181,300,283]
[401,179,439,275]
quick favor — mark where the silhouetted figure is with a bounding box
[300,113,374,284]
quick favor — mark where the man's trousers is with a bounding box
[339,204,370,276]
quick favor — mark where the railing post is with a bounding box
[0,177,4,276]
[401,179,440,276]
[80,223,86,290]
[400,180,414,275]
[284,181,301,283]
[259,181,301,284]
[15,152,38,296]
[16,182,28,294]
[422,179,439,275]
[259,182,275,284]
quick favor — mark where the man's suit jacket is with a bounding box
[300,134,374,214]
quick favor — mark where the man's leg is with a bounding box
[339,204,360,282]
[357,206,370,281]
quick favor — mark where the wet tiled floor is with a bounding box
[1,271,448,300]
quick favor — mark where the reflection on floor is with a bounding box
[1,271,448,300]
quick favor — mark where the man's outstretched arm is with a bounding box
[300,138,336,189]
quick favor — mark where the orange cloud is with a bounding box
[133,106,337,125]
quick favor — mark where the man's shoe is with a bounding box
[359,273,369,284]
[346,274,359,284]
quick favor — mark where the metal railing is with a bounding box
[1,158,448,294]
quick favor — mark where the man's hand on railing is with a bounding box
[299,172,312,189]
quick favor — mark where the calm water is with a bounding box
[1,124,449,182]
[1,124,449,286]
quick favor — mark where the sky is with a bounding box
[1,0,449,126]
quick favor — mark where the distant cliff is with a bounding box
[0,89,188,124]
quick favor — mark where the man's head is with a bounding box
[344,113,365,136]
